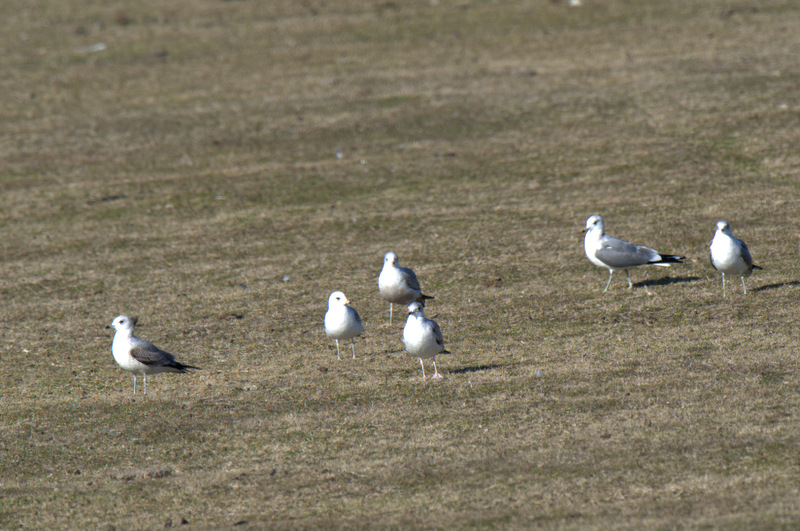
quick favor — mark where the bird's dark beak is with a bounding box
[105,325,111,329]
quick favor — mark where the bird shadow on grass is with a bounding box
[450,364,503,375]
[633,275,701,288]
[751,280,800,293]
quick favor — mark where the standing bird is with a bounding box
[709,220,761,296]
[108,315,199,395]
[402,302,449,379]
[584,215,685,292]
[324,291,364,360]
[378,251,433,325]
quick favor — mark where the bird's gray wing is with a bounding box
[595,235,659,268]
[400,266,422,291]
[130,337,175,366]
[426,319,446,349]
[737,237,754,268]
[350,306,362,325]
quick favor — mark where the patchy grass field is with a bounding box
[2,0,800,528]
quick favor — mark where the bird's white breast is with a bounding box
[584,229,608,269]
[112,334,146,374]
[324,306,362,340]
[402,316,440,359]
[379,266,414,302]
[710,233,747,275]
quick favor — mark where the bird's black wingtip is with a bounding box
[661,254,686,264]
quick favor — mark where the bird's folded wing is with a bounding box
[738,238,754,267]
[427,320,445,347]
[403,268,421,291]
[130,340,173,365]
[596,236,658,268]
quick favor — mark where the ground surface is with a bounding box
[1,0,800,528]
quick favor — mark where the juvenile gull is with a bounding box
[108,315,199,395]
[402,302,449,379]
[709,220,761,296]
[378,251,433,325]
[324,291,364,360]
[584,215,685,292]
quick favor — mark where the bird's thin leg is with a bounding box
[389,303,393,326]
[722,273,726,297]
[133,375,137,395]
[143,374,147,395]
[419,358,426,378]
[335,339,341,360]
[602,270,614,293]
[625,269,632,290]
[351,340,356,359]
[741,276,747,295]
[431,360,442,379]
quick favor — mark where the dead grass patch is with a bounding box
[2,0,800,528]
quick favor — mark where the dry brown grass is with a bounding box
[2,0,800,528]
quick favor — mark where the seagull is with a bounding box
[709,220,762,296]
[584,215,685,292]
[378,251,433,325]
[402,302,449,379]
[108,315,200,395]
[324,291,364,360]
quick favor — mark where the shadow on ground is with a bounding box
[634,276,701,288]
[751,281,800,292]
[451,364,503,375]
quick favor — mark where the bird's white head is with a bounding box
[384,251,398,266]
[716,220,731,233]
[110,315,134,333]
[585,215,604,233]
[407,302,424,315]
[328,291,350,307]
